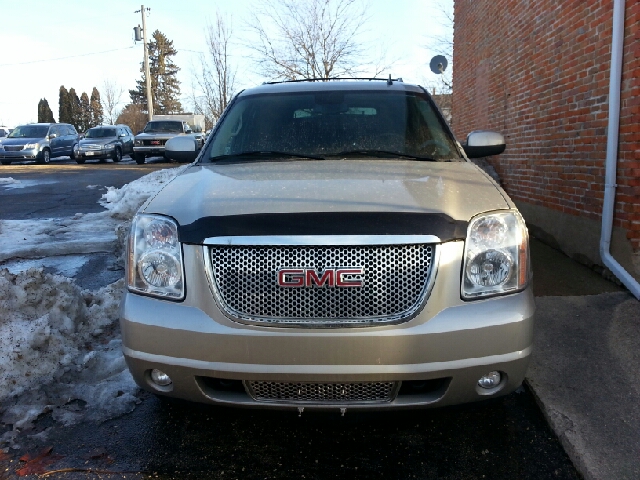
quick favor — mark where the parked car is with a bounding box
[133,119,194,164]
[76,125,134,164]
[0,126,12,138]
[121,79,534,412]
[0,123,79,165]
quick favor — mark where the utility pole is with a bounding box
[134,5,153,121]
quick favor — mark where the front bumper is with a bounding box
[0,148,40,160]
[134,146,166,156]
[79,149,112,160]
[120,242,535,410]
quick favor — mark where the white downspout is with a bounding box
[600,0,640,299]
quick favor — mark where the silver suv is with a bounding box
[0,123,79,165]
[121,79,535,412]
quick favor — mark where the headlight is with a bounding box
[135,140,143,146]
[127,214,184,300]
[462,211,530,299]
[103,143,115,150]
[24,143,38,149]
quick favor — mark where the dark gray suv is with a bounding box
[77,125,134,164]
[0,123,79,165]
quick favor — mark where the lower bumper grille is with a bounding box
[245,381,398,404]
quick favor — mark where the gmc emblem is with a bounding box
[277,268,364,288]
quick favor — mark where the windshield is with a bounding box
[8,125,49,139]
[143,121,183,133]
[204,90,461,161]
[85,128,117,138]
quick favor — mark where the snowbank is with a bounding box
[0,166,185,443]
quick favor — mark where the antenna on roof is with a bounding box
[387,74,393,86]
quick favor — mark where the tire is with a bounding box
[75,157,86,165]
[70,143,79,160]
[134,153,146,165]
[37,148,51,164]
[112,147,122,162]
[1,161,11,165]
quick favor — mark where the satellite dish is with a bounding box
[429,55,448,75]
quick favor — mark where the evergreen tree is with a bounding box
[59,86,71,123]
[90,87,104,126]
[68,88,81,130]
[129,30,182,114]
[38,98,55,123]
[79,92,91,132]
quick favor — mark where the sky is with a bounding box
[0,0,452,127]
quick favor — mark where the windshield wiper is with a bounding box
[332,150,438,161]
[210,151,325,161]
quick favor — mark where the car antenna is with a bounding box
[387,74,393,86]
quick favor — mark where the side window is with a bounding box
[49,125,61,137]
[66,125,78,136]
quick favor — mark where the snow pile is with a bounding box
[0,177,18,185]
[99,165,187,219]
[0,166,186,442]
[0,269,137,443]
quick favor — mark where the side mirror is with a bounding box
[119,133,127,137]
[463,130,506,158]
[48,133,57,139]
[165,135,199,163]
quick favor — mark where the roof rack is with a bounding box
[263,76,404,86]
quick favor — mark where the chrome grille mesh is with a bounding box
[207,244,434,325]
[246,381,397,403]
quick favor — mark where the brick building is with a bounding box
[452,0,640,283]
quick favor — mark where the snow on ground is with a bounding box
[0,177,58,190]
[0,166,185,446]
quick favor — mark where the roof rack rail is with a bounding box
[262,77,404,85]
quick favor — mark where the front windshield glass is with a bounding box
[8,125,49,139]
[85,128,117,138]
[204,90,461,161]
[143,121,183,133]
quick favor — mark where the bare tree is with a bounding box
[101,79,124,125]
[192,12,237,129]
[247,0,384,80]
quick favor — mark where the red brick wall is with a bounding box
[452,0,640,253]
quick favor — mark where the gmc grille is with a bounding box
[207,244,435,326]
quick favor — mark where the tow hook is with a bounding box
[340,407,347,417]
[297,407,304,417]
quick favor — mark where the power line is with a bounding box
[0,46,136,67]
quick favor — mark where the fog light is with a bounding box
[150,369,172,386]
[477,371,501,389]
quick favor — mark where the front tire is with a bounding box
[37,148,51,164]
[1,160,11,165]
[134,153,146,164]
[75,157,86,164]
[112,147,122,162]
[70,143,79,160]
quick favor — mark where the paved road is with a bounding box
[0,156,171,219]
[0,161,584,479]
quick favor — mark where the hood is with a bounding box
[144,160,511,237]
[1,137,44,146]
[79,137,116,145]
